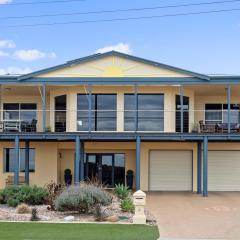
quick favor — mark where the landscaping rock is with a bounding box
[64,216,75,221]
[105,215,119,222]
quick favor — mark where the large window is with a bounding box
[205,104,240,124]
[77,94,117,131]
[4,103,37,123]
[3,148,35,173]
[124,94,164,131]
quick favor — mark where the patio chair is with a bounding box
[22,119,37,132]
[215,123,240,133]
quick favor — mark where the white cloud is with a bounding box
[0,0,12,4]
[96,43,132,54]
[0,39,16,48]
[0,50,9,57]
[14,49,56,61]
[0,67,32,75]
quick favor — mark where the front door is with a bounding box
[85,153,125,187]
[85,154,114,187]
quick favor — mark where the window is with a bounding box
[205,104,240,124]
[3,148,35,173]
[77,94,117,131]
[4,103,37,123]
[124,94,164,131]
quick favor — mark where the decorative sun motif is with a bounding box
[103,66,124,77]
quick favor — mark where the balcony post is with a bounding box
[42,84,46,132]
[75,136,80,184]
[80,141,84,181]
[136,136,141,190]
[14,135,20,185]
[227,84,231,133]
[197,141,202,194]
[180,85,184,133]
[25,140,30,185]
[134,85,138,132]
[203,136,208,197]
[88,85,92,133]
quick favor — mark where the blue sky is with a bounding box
[0,0,240,75]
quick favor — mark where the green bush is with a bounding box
[0,190,5,204]
[113,184,129,200]
[7,198,20,207]
[0,185,48,207]
[120,198,135,213]
[54,183,112,213]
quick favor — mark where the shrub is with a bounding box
[0,190,5,204]
[113,184,129,200]
[120,198,135,213]
[54,183,112,213]
[7,198,20,208]
[0,185,48,207]
[16,203,31,214]
[45,182,65,210]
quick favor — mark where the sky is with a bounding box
[0,0,240,75]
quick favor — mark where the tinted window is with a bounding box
[124,94,164,131]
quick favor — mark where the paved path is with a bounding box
[146,192,240,240]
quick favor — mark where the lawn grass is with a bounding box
[0,222,159,240]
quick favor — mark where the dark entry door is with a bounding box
[176,95,189,133]
[85,154,114,187]
[55,95,66,132]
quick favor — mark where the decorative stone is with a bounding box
[64,216,75,221]
[105,215,119,222]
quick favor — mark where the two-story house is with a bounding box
[0,51,240,197]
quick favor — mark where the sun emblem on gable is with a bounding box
[102,66,125,77]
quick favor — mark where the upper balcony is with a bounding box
[0,84,239,135]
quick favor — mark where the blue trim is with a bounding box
[18,51,209,81]
[228,84,231,133]
[136,136,141,190]
[42,84,46,132]
[203,136,208,197]
[14,135,20,185]
[75,136,80,184]
[197,141,202,194]
[25,140,30,185]
[180,86,184,133]
[80,141,84,181]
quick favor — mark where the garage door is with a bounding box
[209,151,240,191]
[149,150,192,191]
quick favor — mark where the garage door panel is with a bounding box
[149,150,192,191]
[209,151,240,191]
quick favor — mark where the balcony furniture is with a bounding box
[3,120,22,132]
[199,120,215,133]
[215,123,240,133]
[5,175,25,186]
[21,119,37,132]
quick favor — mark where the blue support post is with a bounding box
[25,140,30,185]
[134,85,138,132]
[80,141,84,181]
[180,85,184,133]
[88,85,92,133]
[42,84,46,132]
[136,136,141,190]
[75,136,80,184]
[197,141,202,194]
[227,84,231,133]
[203,136,208,197]
[14,135,20,185]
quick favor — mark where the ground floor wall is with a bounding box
[0,141,240,191]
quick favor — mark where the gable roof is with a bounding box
[18,51,210,81]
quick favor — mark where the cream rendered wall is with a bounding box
[49,85,195,133]
[0,142,58,189]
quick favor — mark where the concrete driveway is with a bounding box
[146,192,240,240]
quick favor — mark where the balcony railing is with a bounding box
[0,109,239,134]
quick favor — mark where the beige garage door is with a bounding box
[209,151,240,191]
[149,150,193,191]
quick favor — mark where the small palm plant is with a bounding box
[113,184,129,200]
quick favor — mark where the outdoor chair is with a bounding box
[21,119,37,132]
[215,123,240,133]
